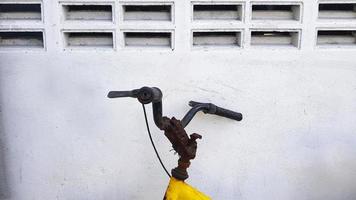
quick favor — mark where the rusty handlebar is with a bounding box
[107,86,242,129]
[108,86,243,181]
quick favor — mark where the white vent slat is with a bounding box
[0,3,41,20]
[193,31,241,47]
[317,30,356,46]
[123,5,172,21]
[0,31,43,48]
[64,32,113,48]
[319,3,356,19]
[124,32,171,47]
[251,31,300,47]
[193,4,242,21]
[252,4,301,21]
[63,5,113,21]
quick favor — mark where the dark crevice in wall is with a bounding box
[319,4,355,11]
[194,5,238,11]
[0,31,44,48]
[64,32,113,48]
[124,5,171,12]
[0,3,41,20]
[123,5,172,21]
[124,32,171,47]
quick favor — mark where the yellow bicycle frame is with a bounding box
[164,177,211,200]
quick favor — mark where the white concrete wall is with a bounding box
[1,0,356,199]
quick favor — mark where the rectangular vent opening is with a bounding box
[0,31,43,48]
[319,3,356,19]
[252,4,301,20]
[64,32,113,48]
[317,30,356,46]
[0,3,41,20]
[251,31,299,47]
[63,5,113,21]
[193,4,242,20]
[193,31,241,47]
[123,5,171,21]
[124,32,171,47]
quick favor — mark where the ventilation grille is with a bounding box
[318,3,356,19]
[0,31,44,48]
[252,4,301,21]
[251,31,300,47]
[193,31,241,47]
[193,4,242,20]
[317,30,356,46]
[64,32,113,48]
[123,5,172,21]
[3,1,356,50]
[0,3,41,21]
[63,4,113,21]
[124,32,172,48]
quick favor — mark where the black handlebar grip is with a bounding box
[107,91,134,98]
[214,106,243,121]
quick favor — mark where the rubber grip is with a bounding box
[214,106,243,121]
[107,91,133,98]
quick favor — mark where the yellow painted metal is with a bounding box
[164,177,211,200]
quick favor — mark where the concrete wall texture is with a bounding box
[1,0,356,199]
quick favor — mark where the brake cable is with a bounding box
[142,104,171,178]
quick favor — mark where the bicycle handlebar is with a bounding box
[181,101,242,127]
[215,106,243,121]
[108,90,136,98]
[108,87,242,129]
[108,87,162,104]
[189,101,242,120]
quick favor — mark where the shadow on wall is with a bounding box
[0,103,10,199]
